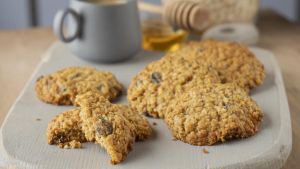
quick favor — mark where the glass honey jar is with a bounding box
[138,0,188,52]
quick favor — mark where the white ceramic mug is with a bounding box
[54,0,141,63]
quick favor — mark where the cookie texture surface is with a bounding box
[164,83,263,146]
[170,40,265,92]
[116,104,153,141]
[75,92,152,164]
[47,108,86,149]
[35,67,123,105]
[128,56,221,118]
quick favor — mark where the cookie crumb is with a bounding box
[58,140,82,149]
[152,122,157,126]
[202,148,209,154]
[36,118,41,121]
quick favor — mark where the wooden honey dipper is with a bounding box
[138,1,210,32]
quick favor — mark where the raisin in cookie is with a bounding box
[169,40,265,92]
[47,108,86,149]
[75,92,152,164]
[164,83,263,146]
[127,56,221,118]
[35,67,123,105]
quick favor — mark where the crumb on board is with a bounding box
[58,140,82,149]
[202,148,209,154]
[152,122,157,126]
[36,118,41,121]
[172,138,178,141]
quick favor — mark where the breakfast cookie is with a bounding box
[164,83,263,146]
[127,56,221,118]
[75,92,152,164]
[35,67,123,105]
[169,40,265,92]
[47,108,86,149]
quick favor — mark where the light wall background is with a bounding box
[260,0,299,21]
[0,0,299,29]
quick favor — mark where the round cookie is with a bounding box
[169,40,265,92]
[164,83,263,146]
[127,56,221,118]
[35,67,123,105]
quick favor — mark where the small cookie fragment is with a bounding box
[202,148,209,154]
[58,140,82,149]
[47,109,86,147]
[75,92,152,164]
[165,83,263,146]
[169,40,265,92]
[35,67,123,105]
[46,92,152,164]
[128,56,221,118]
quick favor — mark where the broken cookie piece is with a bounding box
[47,108,87,147]
[73,92,152,164]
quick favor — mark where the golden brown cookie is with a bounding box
[47,108,86,149]
[75,92,152,164]
[127,56,221,118]
[164,83,263,146]
[169,40,265,92]
[35,67,123,105]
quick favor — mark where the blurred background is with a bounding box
[0,0,299,29]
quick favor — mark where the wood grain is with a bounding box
[0,11,299,168]
[257,10,300,169]
[0,28,55,124]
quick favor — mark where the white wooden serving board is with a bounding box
[0,42,292,169]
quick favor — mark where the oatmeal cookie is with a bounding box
[127,56,221,118]
[164,83,263,146]
[75,92,152,164]
[47,108,86,149]
[35,67,123,105]
[169,40,265,92]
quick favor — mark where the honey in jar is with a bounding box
[141,19,188,52]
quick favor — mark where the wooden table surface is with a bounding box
[0,11,299,168]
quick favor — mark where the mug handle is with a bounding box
[53,8,81,43]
